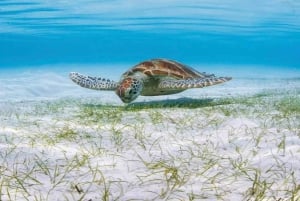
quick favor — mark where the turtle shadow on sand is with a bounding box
[126,97,236,110]
[82,97,232,110]
[126,98,215,109]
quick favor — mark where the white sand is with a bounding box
[0,65,299,200]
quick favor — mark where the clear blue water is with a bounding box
[0,0,300,68]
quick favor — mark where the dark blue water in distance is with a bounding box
[0,0,300,69]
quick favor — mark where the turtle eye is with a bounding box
[129,89,133,94]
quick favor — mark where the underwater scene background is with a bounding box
[0,1,300,200]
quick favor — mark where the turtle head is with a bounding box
[116,77,143,103]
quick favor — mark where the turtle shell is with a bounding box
[123,59,209,80]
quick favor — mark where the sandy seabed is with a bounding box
[0,67,300,200]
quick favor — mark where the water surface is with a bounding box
[0,0,300,68]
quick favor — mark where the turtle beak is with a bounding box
[121,97,132,103]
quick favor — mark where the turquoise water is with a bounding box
[0,1,300,102]
[0,0,300,68]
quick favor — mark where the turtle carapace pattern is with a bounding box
[69,59,232,103]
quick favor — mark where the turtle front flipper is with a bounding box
[158,77,232,90]
[69,72,118,91]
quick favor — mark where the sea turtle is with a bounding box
[69,59,232,103]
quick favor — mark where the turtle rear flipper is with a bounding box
[158,77,232,90]
[69,72,118,91]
